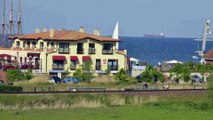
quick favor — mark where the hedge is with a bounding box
[0,85,23,93]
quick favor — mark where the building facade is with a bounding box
[0,28,127,78]
[204,49,213,64]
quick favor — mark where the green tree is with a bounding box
[73,61,94,83]
[115,68,128,83]
[6,69,23,82]
[73,68,83,80]
[170,63,191,82]
[141,65,165,83]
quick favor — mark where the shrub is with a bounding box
[0,85,23,93]
[6,69,23,82]
[23,69,34,80]
[207,74,213,99]
[115,68,128,82]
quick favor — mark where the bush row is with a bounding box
[0,85,23,93]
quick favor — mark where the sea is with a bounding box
[1,34,213,65]
[119,37,213,65]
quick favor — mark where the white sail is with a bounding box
[112,21,119,50]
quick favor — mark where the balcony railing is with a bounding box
[52,64,64,70]
[77,49,84,54]
[102,49,113,54]
[108,65,118,70]
[88,48,96,54]
[0,64,40,70]
[58,48,69,54]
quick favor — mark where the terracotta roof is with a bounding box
[204,49,213,58]
[9,30,120,42]
[206,60,213,65]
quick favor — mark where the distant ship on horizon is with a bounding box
[143,33,165,38]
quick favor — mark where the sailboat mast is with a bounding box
[18,0,21,35]
[9,0,13,46]
[201,19,211,58]
[1,0,6,47]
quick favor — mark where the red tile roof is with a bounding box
[204,49,213,58]
[9,30,120,42]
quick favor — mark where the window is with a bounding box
[77,43,84,54]
[40,42,44,49]
[108,59,118,70]
[102,43,113,54]
[27,41,30,48]
[51,42,55,49]
[16,41,20,48]
[70,60,77,70]
[47,42,50,48]
[32,41,37,48]
[96,59,101,70]
[59,43,69,54]
[23,41,26,47]
[20,57,22,64]
[89,43,95,54]
[53,60,64,70]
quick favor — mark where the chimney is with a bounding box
[49,29,54,38]
[94,29,100,36]
[79,27,86,33]
[43,28,47,32]
[35,28,40,33]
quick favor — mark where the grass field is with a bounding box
[0,105,212,120]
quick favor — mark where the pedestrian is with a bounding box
[144,82,148,89]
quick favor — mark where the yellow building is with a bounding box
[0,28,128,78]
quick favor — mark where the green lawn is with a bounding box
[0,106,212,120]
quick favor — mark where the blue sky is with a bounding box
[1,0,213,37]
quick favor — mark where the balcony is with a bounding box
[58,48,69,54]
[102,49,113,54]
[108,65,118,70]
[52,64,64,70]
[88,48,96,54]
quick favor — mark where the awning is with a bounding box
[0,54,13,59]
[52,56,66,61]
[70,56,78,61]
[82,56,91,61]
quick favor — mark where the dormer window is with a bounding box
[16,41,20,48]
[27,41,30,48]
[51,42,55,49]
[32,41,37,48]
[40,42,44,49]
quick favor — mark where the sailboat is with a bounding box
[112,21,119,50]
